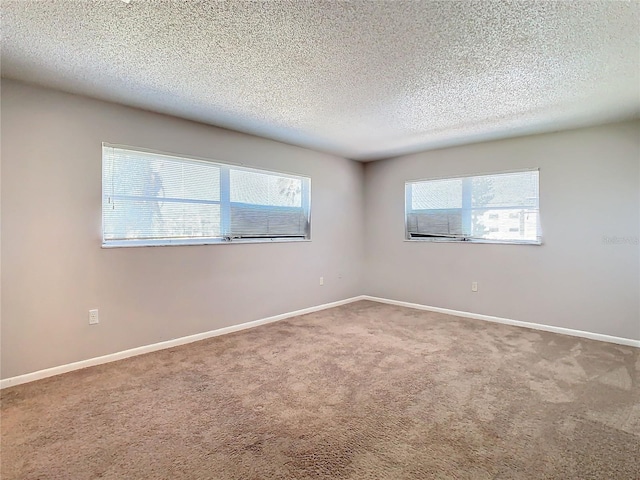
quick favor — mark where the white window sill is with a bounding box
[404,238,542,245]
[102,237,312,248]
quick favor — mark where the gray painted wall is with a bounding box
[1,80,365,379]
[2,80,639,380]
[364,121,640,340]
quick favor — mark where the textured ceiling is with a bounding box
[2,1,639,161]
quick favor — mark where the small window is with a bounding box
[102,144,311,247]
[405,169,540,244]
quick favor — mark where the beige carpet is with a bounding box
[1,300,639,479]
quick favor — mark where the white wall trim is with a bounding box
[362,295,640,348]
[0,296,367,389]
[4,294,637,389]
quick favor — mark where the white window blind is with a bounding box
[405,170,541,244]
[102,144,311,247]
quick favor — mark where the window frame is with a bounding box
[404,168,541,245]
[102,143,312,248]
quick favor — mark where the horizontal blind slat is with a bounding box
[102,144,311,246]
[406,170,540,243]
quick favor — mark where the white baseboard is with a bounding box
[361,295,640,348]
[0,295,367,389]
[3,294,637,389]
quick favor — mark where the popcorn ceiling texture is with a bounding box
[1,0,639,160]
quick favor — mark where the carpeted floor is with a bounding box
[1,300,639,479]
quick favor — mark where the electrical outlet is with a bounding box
[319,276,324,286]
[89,309,99,325]
[471,282,478,292]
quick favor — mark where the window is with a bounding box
[102,144,311,247]
[405,169,540,244]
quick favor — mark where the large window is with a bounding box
[102,144,311,247]
[405,169,540,244]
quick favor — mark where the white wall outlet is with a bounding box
[319,276,324,286]
[89,309,99,325]
[471,281,478,292]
